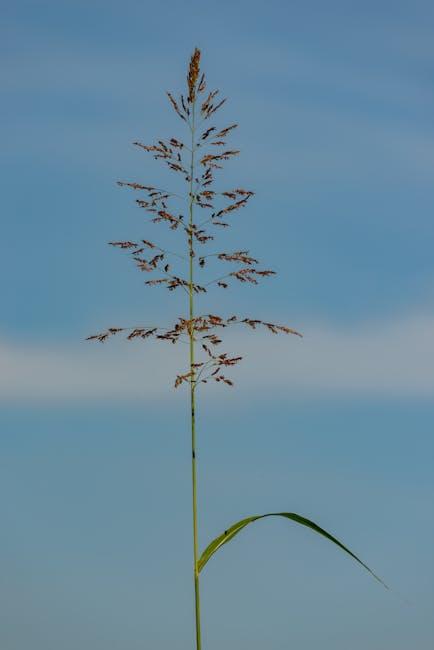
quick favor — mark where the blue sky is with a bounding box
[1,1,434,648]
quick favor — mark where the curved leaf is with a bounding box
[198,512,387,588]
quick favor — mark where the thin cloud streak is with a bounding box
[3,44,433,184]
[1,312,433,403]
[237,312,434,399]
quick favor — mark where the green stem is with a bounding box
[188,100,202,650]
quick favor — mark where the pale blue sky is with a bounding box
[1,1,434,649]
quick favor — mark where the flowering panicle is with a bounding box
[88,47,302,388]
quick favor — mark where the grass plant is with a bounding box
[88,48,386,649]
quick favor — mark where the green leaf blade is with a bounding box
[198,511,387,588]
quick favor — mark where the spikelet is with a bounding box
[187,47,201,103]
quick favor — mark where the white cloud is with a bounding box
[1,311,434,404]
[237,312,434,399]
[0,337,182,403]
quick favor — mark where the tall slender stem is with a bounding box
[188,100,202,650]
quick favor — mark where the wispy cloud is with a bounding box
[1,311,433,403]
[3,38,433,185]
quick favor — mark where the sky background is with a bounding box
[1,1,434,648]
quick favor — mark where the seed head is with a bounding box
[188,47,201,103]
